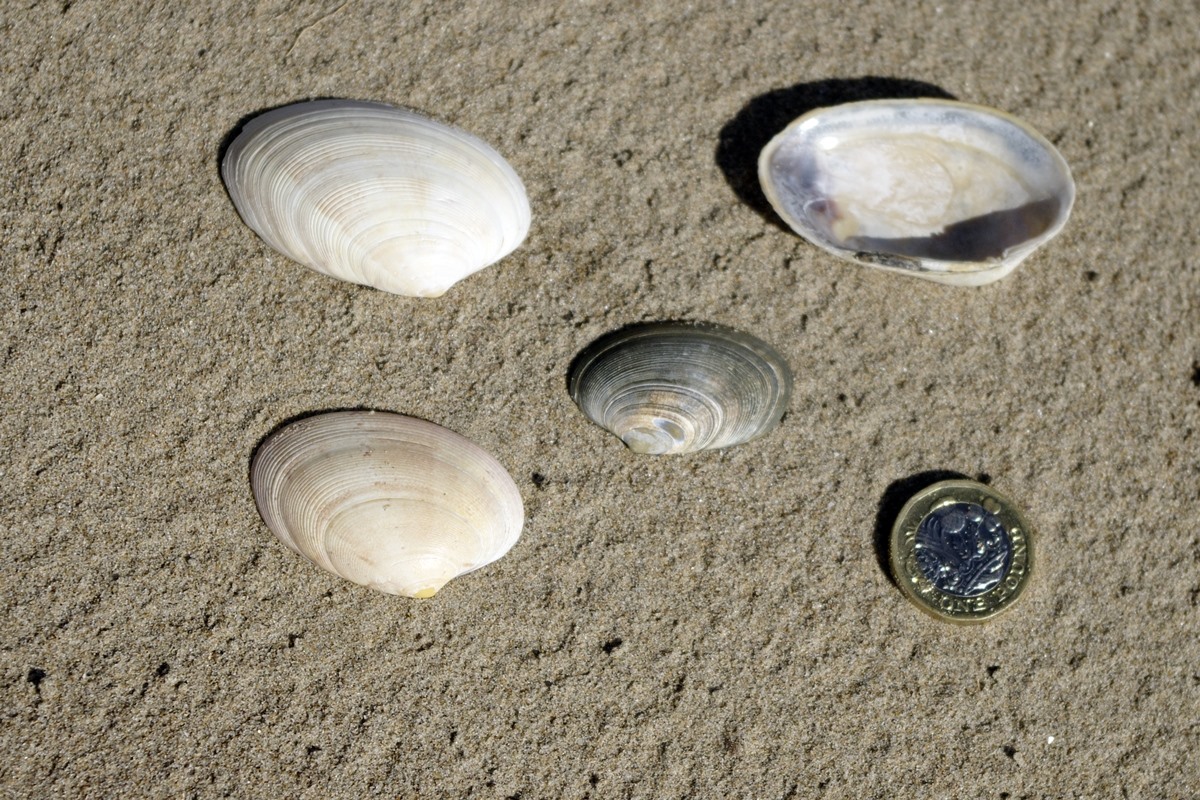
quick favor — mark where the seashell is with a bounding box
[251,410,524,598]
[222,99,531,297]
[758,99,1075,286]
[569,322,792,455]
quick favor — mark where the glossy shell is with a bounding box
[251,411,524,598]
[569,322,792,455]
[759,99,1075,285]
[222,99,531,297]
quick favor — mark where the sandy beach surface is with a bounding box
[2,1,1197,797]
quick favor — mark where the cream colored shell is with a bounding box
[569,322,792,455]
[759,99,1075,286]
[222,99,531,297]
[251,411,524,598]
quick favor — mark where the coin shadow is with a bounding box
[715,77,957,231]
[873,470,980,587]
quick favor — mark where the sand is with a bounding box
[2,1,1197,797]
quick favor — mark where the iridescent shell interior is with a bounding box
[759,99,1075,285]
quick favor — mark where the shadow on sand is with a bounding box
[715,77,956,229]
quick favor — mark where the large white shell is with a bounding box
[222,100,531,297]
[251,411,524,598]
[759,99,1075,286]
[569,322,792,455]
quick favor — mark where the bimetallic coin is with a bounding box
[889,479,1034,623]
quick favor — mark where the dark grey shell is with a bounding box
[568,322,792,455]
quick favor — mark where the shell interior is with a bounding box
[758,99,1075,285]
[251,411,524,598]
[569,322,792,455]
[222,99,531,297]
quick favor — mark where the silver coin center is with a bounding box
[914,501,1013,598]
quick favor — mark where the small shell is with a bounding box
[759,99,1075,285]
[569,322,792,455]
[251,411,524,598]
[222,100,531,297]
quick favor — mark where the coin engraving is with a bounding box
[889,480,1035,623]
[914,502,1012,597]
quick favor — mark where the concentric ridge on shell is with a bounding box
[569,321,792,455]
[250,410,524,597]
[222,99,531,297]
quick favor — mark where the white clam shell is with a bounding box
[569,322,792,455]
[222,100,531,297]
[759,99,1075,285]
[251,411,524,598]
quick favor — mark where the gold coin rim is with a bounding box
[889,479,1035,624]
